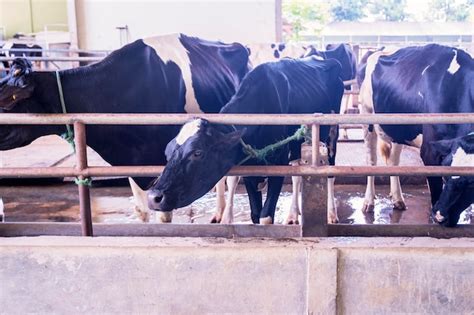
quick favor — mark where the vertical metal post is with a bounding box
[311,124,319,167]
[74,121,93,236]
[302,124,328,237]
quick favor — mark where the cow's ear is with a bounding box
[219,128,245,149]
[0,58,34,110]
[430,139,454,158]
[165,139,178,161]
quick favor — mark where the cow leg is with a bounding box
[243,177,263,224]
[210,177,226,223]
[0,152,3,222]
[340,94,350,139]
[0,198,3,223]
[128,177,162,223]
[327,177,338,223]
[221,176,240,224]
[387,143,406,210]
[260,176,284,224]
[362,125,377,212]
[285,175,301,225]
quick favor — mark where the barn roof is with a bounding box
[321,21,472,36]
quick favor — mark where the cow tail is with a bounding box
[379,139,392,164]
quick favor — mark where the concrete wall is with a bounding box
[75,0,278,50]
[0,0,68,38]
[1,237,474,314]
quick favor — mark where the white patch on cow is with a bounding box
[143,34,202,114]
[451,146,473,179]
[418,91,424,99]
[451,147,473,167]
[421,65,430,76]
[2,41,13,57]
[447,49,460,74]
[246,43,305,66]
[408,134,423,148]
[176,119,202,145]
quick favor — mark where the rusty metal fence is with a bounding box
[0,113,473,238]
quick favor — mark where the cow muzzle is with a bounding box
[147,189,164,210]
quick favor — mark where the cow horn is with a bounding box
[13,69,21,77]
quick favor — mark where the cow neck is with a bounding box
[233,124,307,165]
[55,70,75,152]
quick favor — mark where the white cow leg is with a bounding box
[0,198,3,222]
[388,143,406,210]
[327,177,338,223]
[285,176,301,225]
[362,127,377,212]
[221,176,240,224]
[0,152,3,222]
[129,177,161,223]
[340,94,350,139]
[210,177,226,223]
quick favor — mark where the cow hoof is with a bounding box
[158,211,173,223]
[362,203,375,213]
[134,206,151,223]
[393,200,407,211]
[328,215,339,224]
[434,211,446,223]
[210,214,222,224]
[284,213,299,225]
[259,216,273,225]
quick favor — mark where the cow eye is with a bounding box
[190,150,203,160]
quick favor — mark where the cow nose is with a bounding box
[147,190,163,210]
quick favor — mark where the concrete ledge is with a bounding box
[1,237,474,314]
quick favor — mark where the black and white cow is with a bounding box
[358,44,473,224]
[246,42,306,67]
[0,33,250,222]
[304,44,357,87]
[431,133,473,226]
[0,42,43,75]
[147,56,344,224]
[283,43,358,224]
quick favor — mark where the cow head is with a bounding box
[431,133,474,227]
[147,119,244,212]
[0,57,54,150]
[0,58,34,110]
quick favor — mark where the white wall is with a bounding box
[75,0,277,50]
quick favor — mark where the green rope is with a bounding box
[237,125,308,165]
[74,177,92,186]
[55,71,75,152]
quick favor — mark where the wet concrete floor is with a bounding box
[2,182,471,225]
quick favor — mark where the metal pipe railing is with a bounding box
[0,113,472,125]
[0,57,103,62]
[1,112,473,237]
[0,165,471,178]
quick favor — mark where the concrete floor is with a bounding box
[2,182,472,225]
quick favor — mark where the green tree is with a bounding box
[330,0,368,21]
[427,0,473,22]
[282,1,328,41]
[370,0,408,21]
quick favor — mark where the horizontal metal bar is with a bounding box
[0,222,301,238]
[0,47,109,54]
[328,224,474,238]
[0,57,103,62]
[0,113,473,126]
[2,222,473,238]
[0,165,471,178]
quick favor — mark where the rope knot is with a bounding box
[74,177,92,186]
